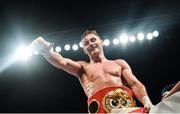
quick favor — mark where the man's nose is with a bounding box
[89,42,95,47]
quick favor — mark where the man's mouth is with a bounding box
[88,44,98,52]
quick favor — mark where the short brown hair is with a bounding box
[80,30,100,42]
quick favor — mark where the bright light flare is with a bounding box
[15,45,32,61]
[64,44,71,51]
[72,44,79,51]
[129,36,136,42]
[103,39,110,46]
[33,51,39,55]
[153,30,159,37]
[119,34,128,44]
[55,46,62,52]
[137,33,144,41]
[113,38,119,45]
[0,45,33,73]
[79,42,83,48]
[146,33,153,40]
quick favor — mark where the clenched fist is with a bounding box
[30,37,54,55]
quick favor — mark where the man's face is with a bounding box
[81,34,103,56]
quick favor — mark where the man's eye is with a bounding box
[91,38,96,42]
[84,41,89,46]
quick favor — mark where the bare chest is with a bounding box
[84,61,122,80]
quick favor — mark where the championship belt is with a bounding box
[88,86,137,113]
[102,88,136,113]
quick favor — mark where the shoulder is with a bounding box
[113,59,131,69]
[114,59,128,65]
[77,61,89,66]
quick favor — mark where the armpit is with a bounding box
[77,65,85,77]
[77,61,88,77]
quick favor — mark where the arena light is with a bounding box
[64,44,71,51]
[33,51,39,55]
[113,38,119,45]
[55,46,62,52]
[146,33,153,40]
[137,32,144,41]
[15,45,32,61]
[129,36,136,42]
[152,30,159,37]
[119,34,128,44]
[72,44,79,51]
[103,39,110,46]
[79,42,83,48]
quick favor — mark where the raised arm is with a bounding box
[30,37,84,77]
[116,59,153,112]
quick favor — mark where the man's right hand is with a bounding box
[30,37,54,55]
[142,95,153,112]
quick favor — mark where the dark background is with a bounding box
[0,0,179,112]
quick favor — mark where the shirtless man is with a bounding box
[30,30,153,113]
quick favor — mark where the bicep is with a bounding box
[46,51,83,77]
[60,58,84,77]
[117,59,141,87]
[122,68,139,87]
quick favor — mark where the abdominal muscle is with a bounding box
[82,75,124,98]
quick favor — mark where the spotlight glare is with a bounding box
[119,34,128,44]
[64,44,71,51]
[55,46,62,52]
[34,51,39,55]
[137,33,144,41]
[129,36,136,42]
[153,30,159,37]
[79,42,83,48]
[103,39,110,46]
[72,44,79,51]
[15,45,32,61]
[146,33,153,40]
[113,38,119,45]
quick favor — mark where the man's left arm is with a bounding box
[116,59,153,112]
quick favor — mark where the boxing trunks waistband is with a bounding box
[87,86,137,113]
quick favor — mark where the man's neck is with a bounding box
[90,53,107,63]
